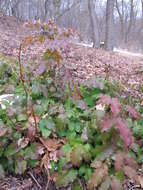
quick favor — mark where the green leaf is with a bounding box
[92,144,115,163]
[83,144,91,163]
[13,131,22,140]
[28,160,39,167]
[79,165,93,182]
[71,144,84,167]
[17,114,27,122]
[31,82,42,99]
[126,118,133,128]
[72,180,82,190]
[84,168,93,182]
[0,146,4,157]
[67,131,77,140]
[56,114,67,128]
[24,144,39,160]
[0,165,5,179]
[116,170,124,181]
[75,122,81,133]
[34,100,49,116]
[70,144,91,167]
[68,121,75,131]
[39,116,56,137]
[79,165,87,176]
[62,144,72,162]
[56,169,78,187]
[55,114,67,136]
[4,143,19,157]
[42,128,51,137]
[39,116,56,130]
[63,143,72,154]
[15,160,27,174]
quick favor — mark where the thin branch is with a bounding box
[18,44,28,114]
[55,0,81,21]
[28,171,42,189]
[18,42,38,133]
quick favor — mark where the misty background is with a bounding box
[0,0,143,52]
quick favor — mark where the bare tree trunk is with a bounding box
[141,0,143,25]
[44,0,49,21]
[125,0,134,43]
[105,0,115,50]
[11,0,21,19]
[28,0,30,19]
[88,0,99,47]
[115,0,124,40]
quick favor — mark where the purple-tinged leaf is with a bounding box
[127,105,139,119]
[36,64,46,75]
[116,118,132,147]
[101,117,116,132]
[110,98,121,117]
[101,117,132,147]
[98,95,111,105]
[111,176,123,190]
[87,164,108,189]
[98,96,121,117]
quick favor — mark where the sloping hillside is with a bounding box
[0,15,142,98]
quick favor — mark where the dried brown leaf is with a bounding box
[39,138,63,152]
[87,164,108,190]
[0,127,7,137]
[111,176,123,190]
[123,166,137,182]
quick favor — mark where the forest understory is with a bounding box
[0,16,143,190]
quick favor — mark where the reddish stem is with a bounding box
[18,44,28,115]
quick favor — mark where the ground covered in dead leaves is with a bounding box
[0,15,142,100]
[67,44,143,100]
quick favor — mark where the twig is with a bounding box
[77,177,84,190]
[28,171,42,189]
[18,44,38,133]
[30,93,38,132]
[78,177,87,190]
[27,81,38,133]
[18,44,28,115]
[45,170,51,190]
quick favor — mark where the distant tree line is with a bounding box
[0,0,143,52]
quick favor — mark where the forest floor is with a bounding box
[0,15,142,100]
[0,15,143,190]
